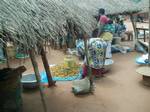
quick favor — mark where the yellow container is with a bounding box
[64,56,75,68]
[6,43,16,59]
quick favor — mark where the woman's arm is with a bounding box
[97,22,104,37]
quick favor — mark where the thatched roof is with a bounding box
[0,0,65,48]
[65,0,148,15]
[0,0,96,49]
[0,0,149,49]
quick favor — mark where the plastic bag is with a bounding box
[72,77,91,95]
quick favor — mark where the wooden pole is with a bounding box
[83,34,93,85]
[40,45,56,87]
[130,14,138,48]
[148,0,150,66]
[29,49,47,112]
[2,26,10,68]
[3,45,10,68]
[71,23,76,48]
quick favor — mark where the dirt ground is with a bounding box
[20,50,150,112]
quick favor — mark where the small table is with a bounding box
[136,27,149,42]
[136,66,150,86]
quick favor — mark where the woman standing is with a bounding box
[97,9,115,59]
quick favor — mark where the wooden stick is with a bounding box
[83,34,93,84]
[29,48,47,112]
[4,46,10,68]
[130,14,138,48]
[40,45,56,87]
[48,39,51,54]
[148,0,150,66]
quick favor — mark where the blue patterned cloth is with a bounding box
[136,54,150,65]
[88,38,108,68]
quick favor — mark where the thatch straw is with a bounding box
[66,0,148,15]
[0,0,96,48]
[0,0,148,49]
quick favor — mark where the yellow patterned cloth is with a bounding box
[100,32,113,41]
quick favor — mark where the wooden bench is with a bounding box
[136,27,149,42]
[138,40,148,48]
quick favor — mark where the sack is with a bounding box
[72,77,90,94]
